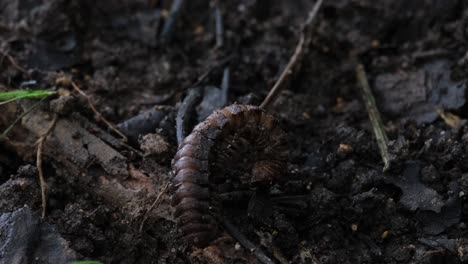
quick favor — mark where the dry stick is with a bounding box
[220,67,230,105]
[214,0,224,49]
[70,81,128,142]
[259,0,323,110]
[217,4,229,105]
[36,114,58,219]
[176,87,202,145]
[160,0,184,43]
[355,64,391,171]
[411,49,451,62]
[139,182,170,232]
[223,219,275,264]
[260,34,304,109]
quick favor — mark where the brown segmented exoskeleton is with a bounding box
[171,104,288,248]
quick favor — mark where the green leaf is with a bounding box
[0,89,56,106]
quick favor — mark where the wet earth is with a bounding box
[1,0,468,263]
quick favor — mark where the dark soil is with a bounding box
[1,0,468,263]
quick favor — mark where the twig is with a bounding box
[214,1,224,49]
[70,80,128,142]
[355,64,391,171]
[260,0,323,110]
[260,35,305,109]
[160,0,185,43]
[139,182,170,232]
[303,0,324,31]
[220,67,230,106]
[176,87,202,145]
[36,114,58,219]
[0,97,47,140]
[411,49,451,62]
[223,218,275,264]
[215,0,229,104]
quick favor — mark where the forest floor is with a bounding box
[1,0,468,263]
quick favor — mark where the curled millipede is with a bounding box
[171,104,288,247]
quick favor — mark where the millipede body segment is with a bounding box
[171,104,288,248]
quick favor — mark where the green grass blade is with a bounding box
[0,90,56,105]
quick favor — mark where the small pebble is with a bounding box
[235,243,241,250]
[381,230,389,239]
[337,144,353,154]
[139,133,170,156]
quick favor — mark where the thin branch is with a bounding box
[223,218,275,264]
[70,80,128,142]
[176,87,202,145]
[260,0,323,110]
[303,0,325,31]
[160,0,185,43]
[411,49,451,62]
[214,1,224,49]
[220,66,230,105]
[215,0,229,105]
[355,64,391,171]
[139,182,170,232]
[260,34,305,109]
[36,114,58,219]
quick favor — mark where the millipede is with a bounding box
[171,104,288,247]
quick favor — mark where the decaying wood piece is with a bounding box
[22,110,128,177]
[19,109,171,221]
